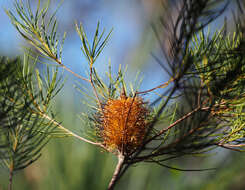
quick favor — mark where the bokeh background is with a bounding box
[1,0,245,189]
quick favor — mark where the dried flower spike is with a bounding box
[101,94,148,154]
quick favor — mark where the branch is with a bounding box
[8,165,13,190]
[150,159,216,172]
[89,59,103,111]
[26,27,90,83]
[136,78,174,95]
[108,154,125,190]
[39,112,105,148]
[146,105,202,144]
[60,63,90,82]
[217,143,245,152]
[33,32,90,83]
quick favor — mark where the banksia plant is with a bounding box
[2,0,245,189]
[100,94,149,154]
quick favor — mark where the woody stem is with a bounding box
[8,165,13,190]
[108,154,125,190]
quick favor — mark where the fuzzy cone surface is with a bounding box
[101,95,148,154]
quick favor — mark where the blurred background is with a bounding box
[1,0,245,189]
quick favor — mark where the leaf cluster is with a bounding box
[123,0,245,170]
[76,22,113,63]
[6,0,66,62]
[4,0,245,189]
[0,56,62,176]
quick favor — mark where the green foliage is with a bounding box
[6,0,66,63]
[190,28,245,147]
[76,21,113,63]
[2,0,245,189]
[0,55,63,183]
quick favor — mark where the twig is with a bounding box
[59,63,90,82]
[122,93,136,152]
[54,57,90,82]
[217,143,245,152]
[89,59,103,111]
[8,167,13,190]
[39,112,105,148]
[108,154,125,190]
[146,105,201,143]
[136,78,174,95]
[221,144,245,147]
[151,159,216,172]
[30,28,90,83]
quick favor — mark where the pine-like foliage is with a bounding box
[2,0,245,190]
[0,54,64,189]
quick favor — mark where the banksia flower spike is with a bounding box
[100,92,149,155]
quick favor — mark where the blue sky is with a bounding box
[0,0,146,65]
[0,0,168,102]
[0,0,232,104]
